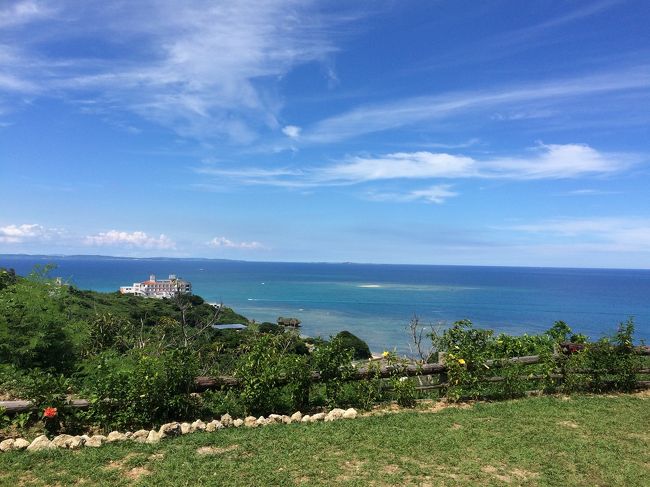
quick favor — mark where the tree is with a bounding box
[334,330,371,359]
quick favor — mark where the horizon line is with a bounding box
[2,253,649,272]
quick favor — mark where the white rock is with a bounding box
[107,431,128,443]
[85,435,106,448]
[325,408,346,422]
[244,416,257,428]
[255,416,268,426]
[145,430,160,444]
[233,419,244,428]
[180,423,191,435]
[281,415,292,424]
[0,439,15,452]
[68,436,84,449]
[131,430,149,443]
[159,422,182,438]
[220,414,233,427]
[206,420,223,432]
[191,420,206,432]
[290,411,303,422]
[343,408,358,420]
[268,414,282,424]
[27,435,54,452]
[125,431,133,439]
[51,434,73,449]
[310,413,326,422]
[52,434,83,449]
[301,415,311,423]
[14,438,30,450]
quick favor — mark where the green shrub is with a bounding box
[200,390,246,419]
[310,336,355,408]
[235,334,310,415]
[81,349,200,430]
[0,271,76,372]
[564,319,641,393]
[433,320,557,401]
[334,331,372,359]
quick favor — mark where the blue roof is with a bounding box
[212,323,248,330]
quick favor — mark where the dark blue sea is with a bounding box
[2,255,649,352]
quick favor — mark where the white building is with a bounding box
[119,274,192,298]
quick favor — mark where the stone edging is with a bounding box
[0,408,358,453]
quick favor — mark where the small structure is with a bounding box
[211,324,248,331]
[277,317,301,328]
[119,274,192,299]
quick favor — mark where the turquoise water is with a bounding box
[2,255,649,352]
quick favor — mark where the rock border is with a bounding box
[0,408,358,453]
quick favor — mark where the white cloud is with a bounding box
[207,237,264,250]
[480,143,632,179]
[0,223,54,243]
[84,230,176,249]
[200,143,636,190]
[282,125,301,138]
[320,152,477,183]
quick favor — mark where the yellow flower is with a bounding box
[382,351,390,358]
[457,358,466,365]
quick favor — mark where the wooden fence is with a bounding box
[2,346,649,414]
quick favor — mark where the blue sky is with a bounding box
[1,0,649,267]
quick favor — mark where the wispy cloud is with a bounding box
[367,185,458,204]
[207,237,264,250]
[84,230,176,250]
[0,1,354,142]
[0,1,54,28]
[303,66,650,143]
[566,189,621,196]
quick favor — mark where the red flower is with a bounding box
[43,407,58,419]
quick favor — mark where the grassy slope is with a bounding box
[1,394,648,486]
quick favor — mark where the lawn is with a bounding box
[0,394,648,486]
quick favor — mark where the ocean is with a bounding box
[2,255,649,352]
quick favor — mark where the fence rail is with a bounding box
[2,346,649,414]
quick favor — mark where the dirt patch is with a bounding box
[360,399,473,418]
[511,468,539,481]
[633,388,650,398]
[125,467,150,481]
[335,460,366,481]
[382,464,400,474]
[557,420,579,429]
[481,465,513,483]
[149,453,165,461]
[196,444,239,456]
[481,464,539,484]
[17,473,38,486]
[105,453,141,471]
[451,423,462,430]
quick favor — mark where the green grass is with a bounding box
[1,394,648,486]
